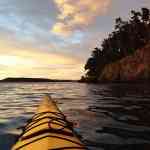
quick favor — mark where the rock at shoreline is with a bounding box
[99,43,150,82]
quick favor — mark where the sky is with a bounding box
[0,0,149,80]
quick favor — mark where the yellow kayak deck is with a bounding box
[12,95,86,150]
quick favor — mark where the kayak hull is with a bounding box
[12,95,85,150]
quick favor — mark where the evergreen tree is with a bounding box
[83,8,150,82]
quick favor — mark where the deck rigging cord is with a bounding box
[14,111,86,150]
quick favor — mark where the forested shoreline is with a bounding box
[81,8,150,83]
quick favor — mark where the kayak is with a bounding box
[12,95,86,150]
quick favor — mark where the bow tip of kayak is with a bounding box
[37,95,59,113]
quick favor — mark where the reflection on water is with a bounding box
[0,82,150,150]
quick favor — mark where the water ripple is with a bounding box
[0,82,150,149]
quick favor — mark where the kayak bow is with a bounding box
[12,95,86,150]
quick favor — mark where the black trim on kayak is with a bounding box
[14,135,86,150]
[21,128,74,140]
[25,116,69,130]
[14,111,86,150]
[48,146,86,150]
[24,111,65,129]
[20,111,74,140]
[20,111,73,138]
[24,116,72,132]
[24,121,71,134]
[32,111,65,120]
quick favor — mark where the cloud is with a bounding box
[51,22,72,37]
[0,41,83,79]
[51,0,111,36]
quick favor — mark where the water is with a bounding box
[0,82,150,150]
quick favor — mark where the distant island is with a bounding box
[0,78,75,83]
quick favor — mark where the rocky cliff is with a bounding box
[99,43,150,82]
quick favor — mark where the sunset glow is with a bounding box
[0,55,35,66]
[0,0,149,79]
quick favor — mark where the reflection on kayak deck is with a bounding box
[0,82,150,149]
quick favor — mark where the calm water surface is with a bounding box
[0,82,150,150]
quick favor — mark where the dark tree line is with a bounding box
[82,8,150,82]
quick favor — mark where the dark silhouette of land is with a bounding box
[0,78,75,83]
[82,7,150,83]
